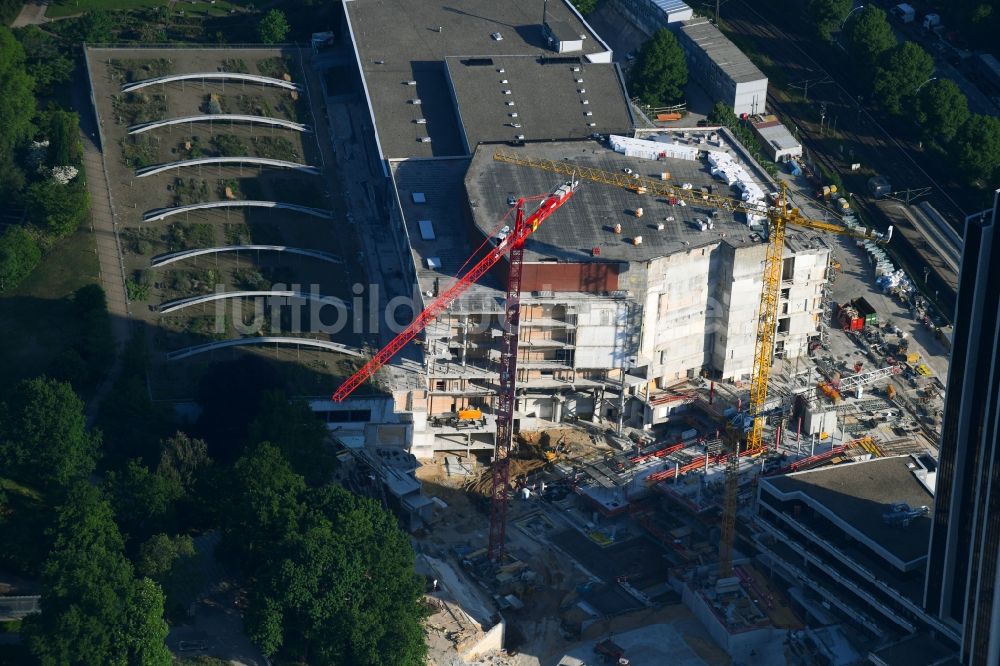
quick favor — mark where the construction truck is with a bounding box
[429,408,484,428]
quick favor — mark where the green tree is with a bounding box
[808,0,852,41]
[157,432,211,491]
[72,10,117,44]
[951,114,1000,185]
[26,176,90,237]
[14,25,74,95]
[44,110,84,167]
[105,460,184,542]
[21,483,171,666]
[872,42,935,115]
[248,392,336,486]
[708,100,736,125]
[570,0,598,14]
[0,225,42,291]
[629,29,688,107]
[917,78,969,145]
[223,444,426,664]
[257,9,290,44]
[0,27,36,162]
[846,6,895,71]
[137,533,204,620]
[0,377,99,492]
[222,442,306,566]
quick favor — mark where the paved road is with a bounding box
[12,1,47,27]
[72,55,133,424]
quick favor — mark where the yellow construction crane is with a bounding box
[492,149,891,576]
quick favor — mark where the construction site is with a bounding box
[315,1,959,664]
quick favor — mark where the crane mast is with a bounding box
[330,180,578,563]
[489,202,526,563]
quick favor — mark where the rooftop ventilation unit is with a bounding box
[578,88,586,93]
[498,68,505,73]
[418,137,432,143]
[415,118,427,124]
[510,112,518,117]
[502,90,512,95]
[576,78,584,83]
[500,79,508,84]
[506,101,515,106]
[516,134,525,140]
[584,111,592,116]
[405,80,417,85]
[572,67,580,72]
[511,123,522,128]
[581,99,589,105]
[410,99,422,105]
[587,122,596,127]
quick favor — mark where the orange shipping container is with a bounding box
[656,112,682,121]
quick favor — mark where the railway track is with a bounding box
[722,0,970,225]
[719,1,963,313]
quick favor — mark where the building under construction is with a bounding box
[391,137,830,458]
[337,0,833,457]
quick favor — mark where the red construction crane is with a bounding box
[331,179,579,562]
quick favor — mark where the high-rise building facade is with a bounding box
[925,189,1000,665]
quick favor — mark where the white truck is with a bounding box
[891,3,915,24]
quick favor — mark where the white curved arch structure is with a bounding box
[158,290,349,315]
[136,157,320,178]
[167,337,362,361]
[143,200,333,222]
[151,245,343,268]
[129,115,312,135]
[122,73,302,93]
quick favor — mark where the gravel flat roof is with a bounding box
[345,0,612,159]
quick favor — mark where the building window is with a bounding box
[435,380,446,391]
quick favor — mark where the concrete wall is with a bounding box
[734,79,768,117]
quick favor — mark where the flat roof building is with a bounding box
[343,0,616,160]
[612,0,694,33]
[444,55,633,152]
[676,18,767,116]
[750,114,801,163]
[756,456,960,653]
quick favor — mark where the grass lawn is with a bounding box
[45,0,246,18]
[45,0,168,19]
[0,229,99,396]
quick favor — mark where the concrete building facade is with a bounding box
[676,18,768,116]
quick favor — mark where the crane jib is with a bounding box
[330,181,577,403]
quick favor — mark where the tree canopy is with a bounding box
[258,9,290,45]
[0,377,99,492]
[951,114,1000,185]
[570,0,598,15]
[918,78,969,145]
[20,483,171,666]
[0,27,36,162]
[629,28,688,107]
[0,226,42,291]
[872,42,935,115]
[248,391,337,486]
[807,0,852,41]
[846,6,895,71]
[223,443,427,665]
